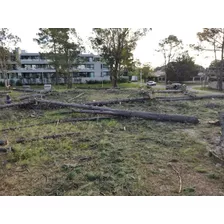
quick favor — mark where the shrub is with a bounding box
[16,80,23,86]
[0,81,4,87]
[9,79,16,86]
[118,77,129,83]
[85,80,111,84]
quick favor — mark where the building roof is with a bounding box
[152,70,165,77]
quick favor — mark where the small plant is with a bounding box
[67,171,76,180]
[207,173,220,180]
[194,166,207,173]
[183,187,195,193]
[86,172,101,181]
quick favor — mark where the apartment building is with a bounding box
[0,49,110,85]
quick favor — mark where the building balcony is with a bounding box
[20,59,49,64]
[19,68,56,73]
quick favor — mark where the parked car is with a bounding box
[166,83,182,90]
[146,81,157,87]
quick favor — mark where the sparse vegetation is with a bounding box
[0,87,224,196]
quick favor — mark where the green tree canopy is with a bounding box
[90,28,151,87]
[156,35,183,84]
[0,28,21,86]
[166,52,200,82]
[34,28,84,88]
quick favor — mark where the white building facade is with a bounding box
[0,49,110,85]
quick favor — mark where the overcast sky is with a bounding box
[9,27,215,68]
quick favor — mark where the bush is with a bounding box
[118,77,129,83]
[0,81,4,87]
[9,79,16,86]
[85,80,111,84]
[16,80,23,86]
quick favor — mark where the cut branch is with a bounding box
[16,132,80,144]
[157,94,224,101]
[168,163,182,193]
[85,97,150,106]
[0,101,35,109]
[19,94,45,101]
[153,90,183,93]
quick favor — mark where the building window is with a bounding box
[102,64,108,69]
[94,57,100,62]
[73,72,94,78]
[85,64,94,69]
[102,71,110,77]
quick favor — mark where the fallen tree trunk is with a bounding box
[85,97,150,106]
[16,132,80,144]
[19,94,45,101]
[1,116,113,132]
[153,90,182,93]
[0,101,34,109]
[36,99,199,124]
[157,94,224,101]
[70,109,198,124]
[0,147,12,153]
[13,88,51,94]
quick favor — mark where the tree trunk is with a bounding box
[0,101,34,109]
[69,109,199,124]
[36,99,199,124]
[85,97,150,106]
[55,71,59,85]
[165,66,167,85]
[157,94,224,101]
[112,71,118,88]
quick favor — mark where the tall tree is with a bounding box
[156,35,182,84]
[142,62,153,82]
[166,52,200,82]
[34,28,64,85]
[0,28,21,87]
[90,28,150,88]
[196,28,224,91]
[56,29,84,88]
[34,28,84,88]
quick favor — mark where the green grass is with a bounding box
[1,89,224,195]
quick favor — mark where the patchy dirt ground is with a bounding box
[0,88,224,196]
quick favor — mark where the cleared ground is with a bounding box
[0,86,224,196]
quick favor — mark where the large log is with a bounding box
[19,94,45,101]
[154,90,183,93]
[36,99,199,124]
[157,94,224,101]
[1,116,113,132]
[70,109,199,124]
[16,132,80,144]
[85,97,150,106]
[13,88,51,94]
[0,101,34,109]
